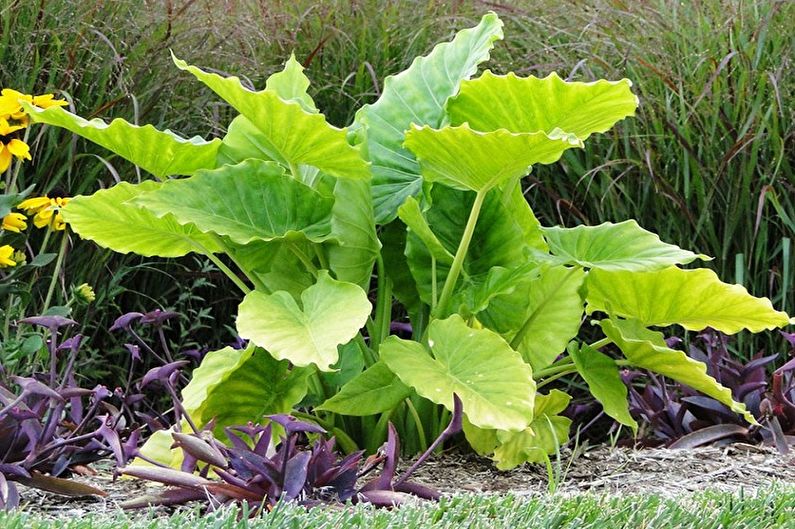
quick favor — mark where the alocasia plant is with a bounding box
[18,12,794,470]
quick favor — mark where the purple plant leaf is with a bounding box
[57,335,83,352]
[124,344,141,362]
[122,428,142,463]
[96,414,125,467]
[669,424,748,449]
[267,414,325,435]
[120,487,209,509]
[0,465,30,480]
[140,309,179,326]
[359,489,416,507]
[10,376,64,402]
[109,312,143,332]
[0,473,20,510]
[780,331,795,348]
[19,316,76,331]
[395,481,440,500]
[171,432,228,469]
[121,466,211,488]
[140,361,189,389]
[282,451,311,500]
[361,423,399,492]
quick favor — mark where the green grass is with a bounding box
[3,489,795,528]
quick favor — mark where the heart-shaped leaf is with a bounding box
[403,124,581,193]
[173,55,369,180]
[62,181,221,257]
[599,318,756,424]
[541,220,710,271]
[587,267,794,334]
[132,159,335,245]
[380,315,535,431]
[355,13,504,223]
[22,102,220,178]
[237,271,372,371]
[318,361,411,416]
[447,71,638,139]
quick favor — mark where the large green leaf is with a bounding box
[406,183,545,307]
[61,181,221,257]
[380,315,535,431]
[599,318,756,424]
[264,53,317,112]
[541,220,710,271]
[132,159,335,245]
[481,265,585,371]
[237,271,372,371]
[568,342,637,431]
[327,178,380,288]
[173,55,369,180]
[355,13,504,223]
[227,239,316,300]
[452,262,540,318]
[492,390,572,470]
[403,124,581,193]
[447,71,638,139]
[22,103,220,178]
[587,267,794,334]
[136,345,309,465]
[398,197,454,265]
[317,361,411,416]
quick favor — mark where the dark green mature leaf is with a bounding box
[237,272,372,371]
[318,361,411,416]
[133,159,335,245]
[22,103,220,178]
[355,13,504,223]
[381,315,535,431]
[447,71,638,139]
[599,318,756,424]
[568,342,637,431]
[62,181,221,258]
[541,220,710,271]
[173,55,369,180]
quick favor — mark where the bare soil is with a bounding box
[16,444,795,517]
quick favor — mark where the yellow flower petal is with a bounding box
[7,139,31,161]
[17,196,51,214]
[52,212,67,231]
[0,117,25,136]
[0,144,10,173]
[0,244,16,268]
[33,208,54,228]
[2,212,27,233]
[32,93,68,109]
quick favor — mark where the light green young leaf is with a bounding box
[599,318,756,424]
[355,13,504,223]
[462,416,499,456]
[493,390,572,470]
[327,178,381,289]
[398,196,454,265]
[132,159,335,245]
[237,271,372,371]
[61,181,221,257]
[447,71,638,139]
[317,361,411,416]
[403,124,581,193]
[451,262,540,318]
[173,55,369,180]
[265,53,318,112]
[568,342,637,431]
[541,220,711,271]
[22,102,220,178]
[587,267,794,334]
[380,315,536,431]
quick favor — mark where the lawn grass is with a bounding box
[2,489,794,529]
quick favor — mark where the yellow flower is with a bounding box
[0,139,32,172]
[2,212,27,232]
[19,196,70,231]
[0,117,25,136]
[0,245,16,268]
[74,283,96,304]
[0,88,67,116]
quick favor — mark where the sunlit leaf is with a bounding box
[237,271,372,371]
[61,181,221,258]
[380,315,535,431]
[587,267,794,334]
[318,361,411,416]
[22,102,220,178]
[355,13,504,222]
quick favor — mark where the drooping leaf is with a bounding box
[403,124,581,193]
[480,265,585,371]
[173,55,369,180]
[22,103,220,178]
[398,196,453,265]
[587,267,794,334]
[461,416,498,456]
[132,159,335,245]
[492,390,572,470]
[61,181,221,257]
[568,342,637,431]
[599,317,757,424]
[327,178,380,289]
[541,220,710,271]
[318,361,411,416]
[355,13,504,223]
[447,71,638,139]
[237,271,372,371]
[380,315,535,431]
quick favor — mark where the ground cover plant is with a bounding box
[8,12,791,485]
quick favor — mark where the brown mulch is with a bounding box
[15,444,795,517]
